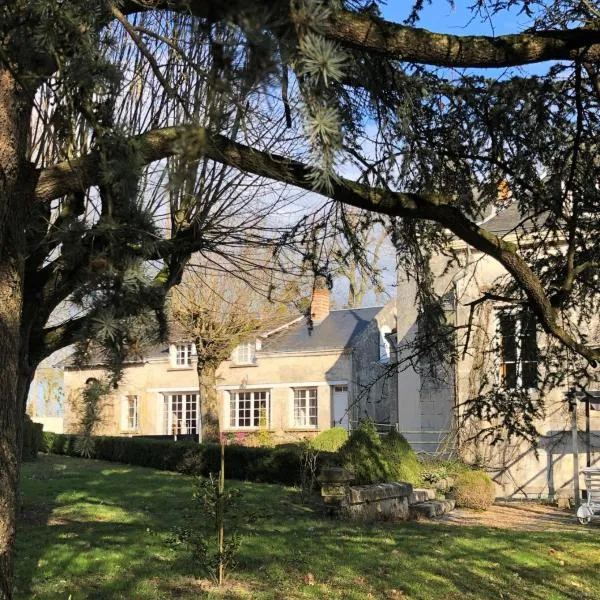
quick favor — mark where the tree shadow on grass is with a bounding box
[234,507,600,599]
[16,455,200,599]
[17,454,600,600]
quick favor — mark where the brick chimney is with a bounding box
[310,279,330,324]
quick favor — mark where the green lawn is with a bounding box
[16,454,600,600]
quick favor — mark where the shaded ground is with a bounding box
[16,454,600,600]
[441,501,600,532]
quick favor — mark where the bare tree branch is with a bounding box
[35,124,600,365]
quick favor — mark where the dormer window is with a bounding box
[232,341,256,365]
[174,343,194,367]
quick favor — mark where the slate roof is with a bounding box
[478,203,545,235]
[260,307,382,353]
[59,308,380,368]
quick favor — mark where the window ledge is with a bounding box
[498,386,540,398]
[222,428,274,432]
[286,428,319,432]
[229,363,258,368]
[167,366,194,371]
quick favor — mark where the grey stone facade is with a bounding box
[395,204,600,499]
[351,300,398,426]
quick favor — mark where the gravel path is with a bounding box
[439,501,600,532]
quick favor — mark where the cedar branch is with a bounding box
[35,124,600,365]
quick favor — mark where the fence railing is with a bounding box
[349,421,399,436]
[400,429,456,456]
[349,421,456,456]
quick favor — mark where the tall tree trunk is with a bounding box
[0,66,33,600]
[198,364,219,442]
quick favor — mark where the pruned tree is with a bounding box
[171,259,298,441]
[1,0,600,595]
[331,207,388,307]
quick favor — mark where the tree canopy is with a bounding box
[11,0,599,368]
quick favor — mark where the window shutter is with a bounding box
[120,397,128,431]
[169,344,176,366]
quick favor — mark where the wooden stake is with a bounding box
[217,439,225,586]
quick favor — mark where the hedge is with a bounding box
[42,432,338,485]
[23,415,44,461]
[338,419,392,484]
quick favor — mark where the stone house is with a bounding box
[62,288,397,444]
[395,203,600,500]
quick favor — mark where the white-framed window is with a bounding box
[120,395,139,431]
[495,308,538,389]
[379,326,392,362]
[232,341,256,365]
[127,395,139,430]
[293,387,318,428]
[163,393,199,435]
[229,390,269,428]
[175,343,194,367]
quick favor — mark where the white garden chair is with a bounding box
[577,468,600,525]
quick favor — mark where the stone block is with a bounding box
[318,467,354,484]
[347,482,412,505]
[343,495,410,522]
[409,488,436,504]
[409,499,455,519]
[322,482,415,522]
[432,477,454,491]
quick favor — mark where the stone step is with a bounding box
[432,477,454,490]
[409,488,436,504]
[409,499,456,519]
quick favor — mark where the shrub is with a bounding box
[167,472,253,585]
[299,442,319,502]
[338,419,392,484]
[419,457,470,488]
[381,429,422,485]
[23,415,44,461]
[41,432,337,486]
[311,427,348,452]
[448,470,496,510]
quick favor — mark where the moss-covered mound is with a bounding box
[381,429,422,485]
[338,419,392,484]
[311,427,349,452]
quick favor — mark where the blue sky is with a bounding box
[381,1,533,36]
[330,1,561,308]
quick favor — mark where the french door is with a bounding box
[163,393,199,435]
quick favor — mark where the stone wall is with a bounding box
[320,467,412,521]
[395,267,456,454]
[396,246,600,499]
